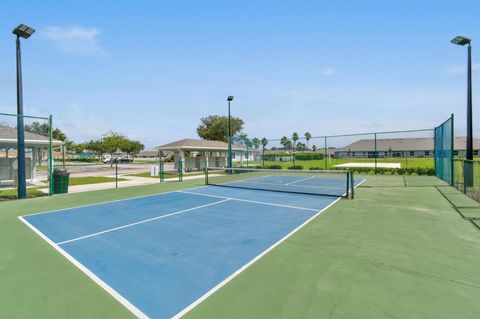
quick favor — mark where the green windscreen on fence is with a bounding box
[434,114,454,185]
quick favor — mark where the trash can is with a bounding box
[53,167,70,194]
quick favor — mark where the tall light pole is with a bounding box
[451,36,473,186]
[13,24,35,199]
[227,96,234,169]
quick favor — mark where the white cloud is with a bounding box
[40,25,107,56]
[321,68,335,76]
[445,63,480,75]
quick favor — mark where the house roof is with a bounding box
[0,125,63,147]
[336,137,480,152]
[155,139,247,152]
[136,150,159,157]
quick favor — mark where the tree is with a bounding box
[85,139,106,161]
[312,145,317,152]
[296,142,307,151]
[261,138,268,148]
[196,115,244,142]
[121,139,145,159]
[304,132,312,150]
[280,136,289,149]
[252,138,260,150]
[102,131,127,166]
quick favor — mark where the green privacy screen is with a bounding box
[434,114,454,185]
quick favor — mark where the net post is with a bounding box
[346,169,350,199]
[115,162,118,189]
[450,113,454,186]
[48,115,54,196]
[350,170,355,199]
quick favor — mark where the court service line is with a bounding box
[284,176,315,185]
[18,216,149,319]
[177,190,320,212]
[172,196,343,319]
[56,198,231,245]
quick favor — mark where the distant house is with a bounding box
[155,139,260,171]
[136,151,161,160]
[334,137,480,158]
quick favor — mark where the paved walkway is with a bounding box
[39,174,208,194]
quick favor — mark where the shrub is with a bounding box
[265,164,282,169]
[288,165,304,170]
[309,167,322,170]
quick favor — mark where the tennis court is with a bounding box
[19,170,363,319]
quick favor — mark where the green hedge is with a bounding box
[265,164,282,169]
[288,165,304,170]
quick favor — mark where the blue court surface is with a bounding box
[20,176,363,319]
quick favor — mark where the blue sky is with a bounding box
[0,0,479,148]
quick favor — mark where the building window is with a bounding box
[232,152,236,159]
[474,150,478,156]
[424,151,430,156]
[410,151,414,156]
[384,152,388,156]
[454,150,459,156]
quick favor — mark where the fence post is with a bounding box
[262,145,265,168]
[115,162,118,189]
[374,133,377,174]
[350,170,355,199]
[324,137,327,170]
[48,115,54,196]
[205,158,209,185]
[450,113,454,186]
[159,160,164,183]
[178,160,183,181]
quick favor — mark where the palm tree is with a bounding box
[292,132,299,165]
[251,137,260,150]
[261,138,268,167]
[280,136,289,149]
[304,132,311,150]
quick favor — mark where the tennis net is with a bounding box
[205,167,355,198]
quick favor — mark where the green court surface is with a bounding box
[1,175,480,318]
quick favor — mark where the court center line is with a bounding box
[177,190,320,212]
[56,198,231,245]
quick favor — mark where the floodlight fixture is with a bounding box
[451,36,471,46]
[227,96,234,101]
[13,24,35,39]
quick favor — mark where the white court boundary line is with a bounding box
[22,184,210,218]
[18,216,150,319]
[178,190,319,212]
[284,176,315,185]
[171,196,343,319]
[56,199,231,245]
[19,178,367,319]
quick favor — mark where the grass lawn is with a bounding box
[248,157,434,169]
[0,187,46,200]
[42,176,127,186]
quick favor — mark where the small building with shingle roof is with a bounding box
[335,136,480,158]
[155,139,259,171]
[0,124,63,184]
